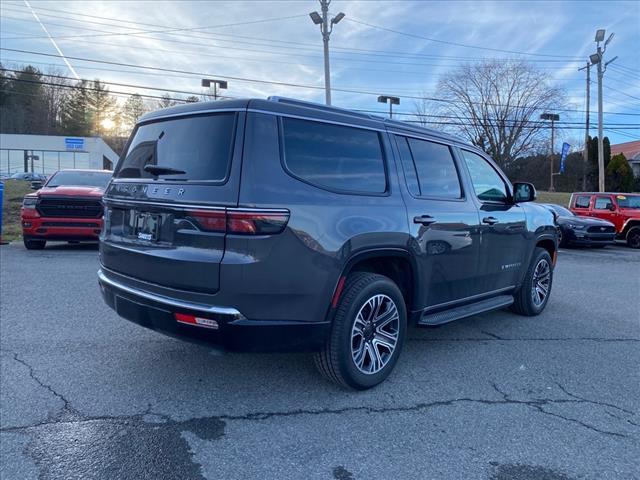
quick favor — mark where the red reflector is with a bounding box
[175,313,219,329]
[331,276,346,308]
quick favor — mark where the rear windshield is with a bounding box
[115,113,236,181]
[47,171,111,188]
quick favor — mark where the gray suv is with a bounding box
[98,97,557,389]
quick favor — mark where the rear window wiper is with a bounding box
[143,164,186,176]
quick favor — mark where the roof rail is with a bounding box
[267,96,382,121]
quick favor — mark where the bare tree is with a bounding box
[420,60,564,168]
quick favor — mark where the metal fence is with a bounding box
[0,149,91,176]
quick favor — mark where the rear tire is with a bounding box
[314,272,407,390]
[626,227,640,249]
[23,238,46,250]
[511,247,553,316]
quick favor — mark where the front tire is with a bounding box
[626,227,640,249]
[314,272,407,390]
[23,238,46,250]
[511,247,553,316]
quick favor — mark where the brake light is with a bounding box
[227,211,289,235]
[186,210,226,232]
[184,209,289,235]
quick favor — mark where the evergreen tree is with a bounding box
[1,66,48,134]
[185,95,200,103]
[122,94,147,130]
[157,93,177,110]
[586,136,611,190]
[85,80,116,136]
[60,80,91,136]
[606,154,635,192]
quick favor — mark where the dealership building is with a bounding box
[0,134,119,176]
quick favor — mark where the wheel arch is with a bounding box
[330,248,418,318]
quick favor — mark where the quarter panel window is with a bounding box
[282,118,386,194]
[574,195,591,208]
[461,150,508,202]
[405,138,461,199]
[396,137,420,196]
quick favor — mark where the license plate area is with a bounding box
[135,212,161,242]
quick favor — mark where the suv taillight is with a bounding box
[186,209,289,235]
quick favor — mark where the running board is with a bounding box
[418,295,514,326]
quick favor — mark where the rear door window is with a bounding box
[281,117,386,194]
[574,195,591,209]
[594,196,614,210]
[115,113,236,182]
[401,137,461,199]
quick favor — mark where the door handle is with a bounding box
[482,216,499,225]
[413,215,436,225]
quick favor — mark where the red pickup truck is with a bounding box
[21,169,112,249]
[569,192,640,248]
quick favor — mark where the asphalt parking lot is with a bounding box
[1,242,638,480]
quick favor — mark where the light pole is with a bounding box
[378,96,400,119]
[578,61,592,190]
[540,113,559,192]
[589,28,616,192]
[201,79,228,101]
[310,1,345,105]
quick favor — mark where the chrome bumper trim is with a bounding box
[98,269,245,319]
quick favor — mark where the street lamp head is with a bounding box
[202,79,228,89]
[604,32,614,47]
[589,53,601,65]
[378,95,400,105]
[309,11,322,25]
[595,29,605,42]
[331,12,345,24]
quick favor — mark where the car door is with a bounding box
[458,148,528,292]
[571,194,593,217]
[393,134,481,309]
[592,195,620,228]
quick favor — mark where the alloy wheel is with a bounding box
[531,258,551,307]
[350,294,400,375]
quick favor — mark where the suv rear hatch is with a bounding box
[100,109,245,294]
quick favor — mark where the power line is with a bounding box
[344,16,584,60]
[0,5,590,65]
[4,48,639,117]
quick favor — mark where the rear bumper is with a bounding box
[98,269,330,352]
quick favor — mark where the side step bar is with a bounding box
[418,295,514,326]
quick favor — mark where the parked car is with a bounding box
[541,203,615,247]
[10,172,47,182]
[569,192,640,248]
[98,98,557,389]
[21,169,112,250]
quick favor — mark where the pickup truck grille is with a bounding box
[37,197,103,218]
[587,225,615,234]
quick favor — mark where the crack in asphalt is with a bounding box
[11,353,79,418]
[3,354,636,442]
[409,336,640,343]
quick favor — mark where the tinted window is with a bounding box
[461,150,508,202]
[617,195,640,208]
[402,138,461,199]
[282,118,386,194]
[574,195,591,208]
[396,137,420,196]
[594,197,613,210]
[46,171,112,188]
[116,113,235,181]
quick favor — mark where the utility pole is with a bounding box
[589,29,616,192]
[309,2,345,105]
[540,113,560,192]
[578,62,591,190]
[378,95,400,119]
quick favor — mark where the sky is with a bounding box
[1,0,639,147]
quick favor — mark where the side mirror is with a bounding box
[513,182,536,203]
[608,204,616,211]
[30,181,43,190]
